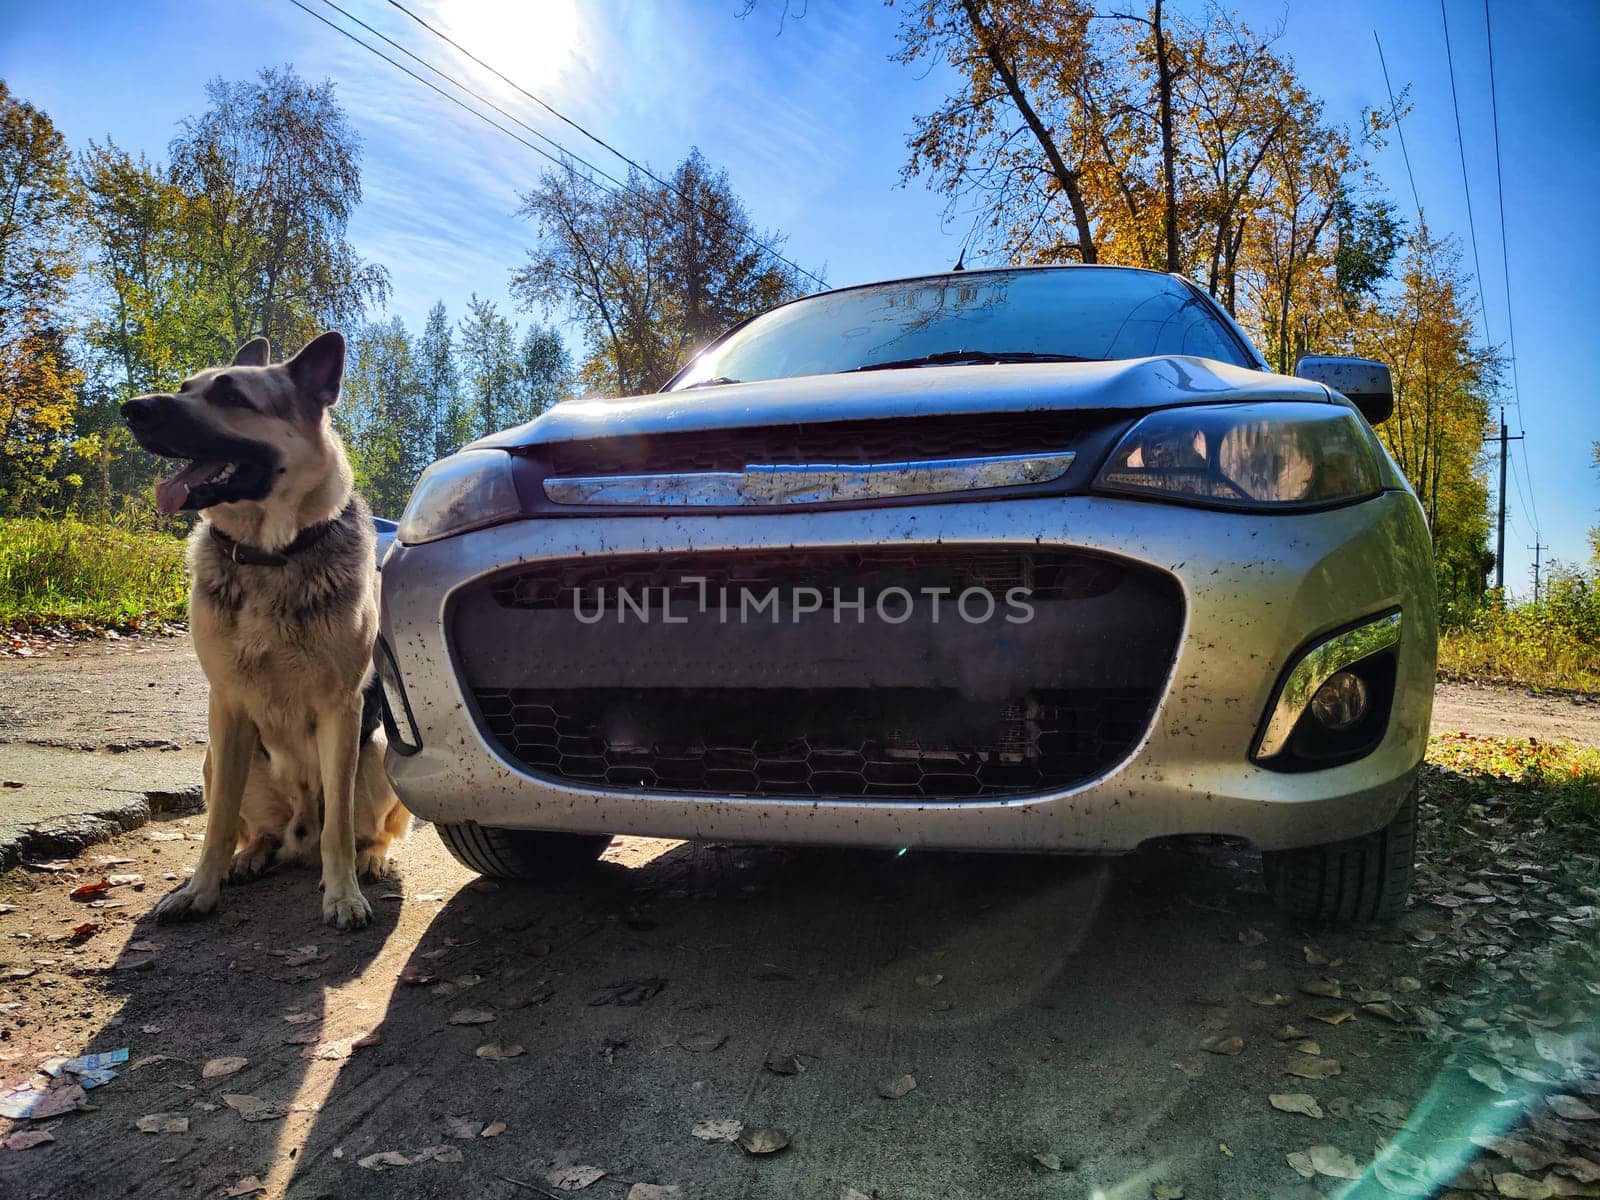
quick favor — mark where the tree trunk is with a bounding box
[1153,0,1180,273]
[959,0,1098,262]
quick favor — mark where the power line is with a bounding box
[288,0,825,290]
[1372,31,1422,220]
[381,0,826,288]
[1438,0,1495,358]
[1483,0,1523,414]
[1483,1,1543,559]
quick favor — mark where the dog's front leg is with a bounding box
[155,699,256,922]
[316,700,372,930]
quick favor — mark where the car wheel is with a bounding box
[434,822,610,880]
[1262,781,1417,924]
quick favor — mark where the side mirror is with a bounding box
[1294,355,1394,424]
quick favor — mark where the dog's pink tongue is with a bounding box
[154,461,223,515]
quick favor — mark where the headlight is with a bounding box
[397,450,522,545]
[1093,402,1383,510]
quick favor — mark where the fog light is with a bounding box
[1310,670,1369,731]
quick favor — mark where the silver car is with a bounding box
[377,266,1435,923]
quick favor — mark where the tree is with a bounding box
[511,149,807,395]
[458,295,520,438]
[515,324,571,421]
[0,82,82,512]
[418,301,471,460]
[337,316,430,516]
[168,66,389,356]
[1589,443,1599,566]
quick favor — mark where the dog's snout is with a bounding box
[121,396,157,426]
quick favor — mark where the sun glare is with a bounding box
[434,0,581,96]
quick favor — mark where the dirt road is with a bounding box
[0,640,1595,1198]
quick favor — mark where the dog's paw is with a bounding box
[322,887,373,931]
[153,883,219,923]
[355,849,395,882]
[228,843,277,884]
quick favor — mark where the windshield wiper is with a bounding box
[850,350,1100,372]
[680,376,741,390]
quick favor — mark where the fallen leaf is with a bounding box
[1219,1142,1233,1158]
[1285,1039,1322,1057]
[223,1094,285,1122]
[589,978,666,1007]
[1304,947,1334,966]
[1307,1144,1365,1180]
[1270,1093,1325,1119]
[226,1177,266,1197]
[626,1186,682,1200]
[1300,978,1341,999]
[915,973,944,988]
[876,1074,917,1099]
[202,1056,247,1079]
[1152,1187,1185,1200]
[476,1043,525,1060]
[548,1165,607,1190]
[137,1112,189,1134]
[679,1032,727,1053]
[449,1008,495,1025]
[1362,1001,1411,1024]
[1470,1064,1511,1094]
[1033,1152,1063,1171]
[358,1151,412,1171]
[1355,1097,1410,1131]
[737,1126,791,1155]
[481,1121,506,1138]
[1311,1008,1355,1026]
[691,1118,743,1142]
[69,880,112,900]
[764,1052,806,1075]
[1287,1151,1316,1179]
[1285,1058,1342,1080]
[1549,1096,1600,1121]
[1202,1035,1245,1055]
[1493,1174,1556,1199]
[1392,976,1422,993]
[1,1129,54,1151]
[446,1116,483,1139]
[1247,991,1292,1007]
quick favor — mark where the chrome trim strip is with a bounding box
[544,450,1077,507]
[1254,610,1402,759]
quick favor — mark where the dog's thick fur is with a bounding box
[122,332,404,929]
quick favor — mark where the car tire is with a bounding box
[434,822,610,880]
[1262,781,1417,924]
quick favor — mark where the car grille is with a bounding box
[453,545,1182,801]
[472,687,1157,798]
[541,411,1095,476]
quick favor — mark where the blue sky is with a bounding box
[1,0,1595,593]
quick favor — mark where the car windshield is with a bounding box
[666,267,1254,390]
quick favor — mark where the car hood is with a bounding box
[469,355,1331,451]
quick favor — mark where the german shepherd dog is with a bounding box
[121,333,405,929]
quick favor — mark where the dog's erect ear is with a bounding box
[232,337,270,368]
[286,331,346,412]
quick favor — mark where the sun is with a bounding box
[432,0,582,96]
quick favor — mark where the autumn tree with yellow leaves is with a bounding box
[0,82,83,511]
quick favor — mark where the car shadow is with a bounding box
[269,833,1307,1199]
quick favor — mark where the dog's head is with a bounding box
[121,333,347,520]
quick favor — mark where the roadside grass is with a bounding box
[1422,732,1600,862]
[0,517,188,628]
[1438,569,1600,693]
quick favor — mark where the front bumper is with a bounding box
[379,490,1435,854]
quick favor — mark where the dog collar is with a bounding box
[209,505,349,567]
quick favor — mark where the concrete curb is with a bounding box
[0,784,204,871]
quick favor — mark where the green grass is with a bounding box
[1439,569,1600,693]
[1423,733,1600,858]
[0,517,189,628]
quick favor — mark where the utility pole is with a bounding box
[1486,408,1524,592]
[1528,538,1548,602]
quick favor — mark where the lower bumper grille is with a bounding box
[473,687,1157,798]
[453,545,1182,800]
